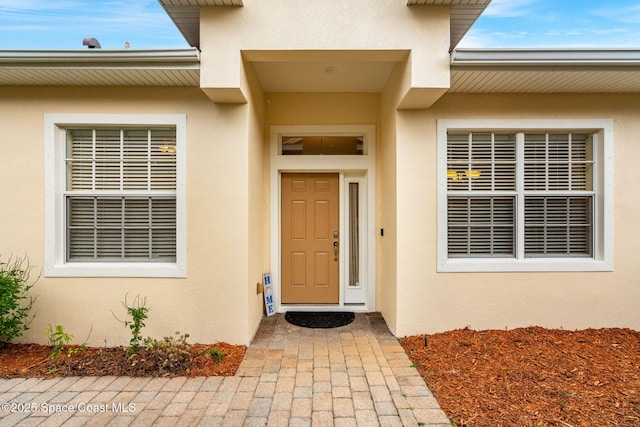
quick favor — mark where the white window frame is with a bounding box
[45,114,187,278]
[437,119,614,272]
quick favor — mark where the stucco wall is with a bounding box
[199,1,450,98]
[2,83,637,347]
[393,93,640,337]
[0,86,257,346]
[264,93,379,127]
[376,59,415,332]
[244,60,268,342]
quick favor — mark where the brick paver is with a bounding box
[0,313,450,426]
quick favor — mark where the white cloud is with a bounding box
[0,0,186,49]
[0,1,81,12]
[481,0,538,18]
[591,4,640,24]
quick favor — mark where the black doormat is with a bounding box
[285,311,355,329]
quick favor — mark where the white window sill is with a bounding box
[438,258,614,273]
[44,262,186,278]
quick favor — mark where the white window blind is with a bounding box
[65,127,177,262]
[447,132,516,257]
[523,132,593,257]
[447,131,594,259]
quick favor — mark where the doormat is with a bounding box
[285,311,355,329]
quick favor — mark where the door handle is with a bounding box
[333,241,339,261]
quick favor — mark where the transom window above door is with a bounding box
[280,136,365,155]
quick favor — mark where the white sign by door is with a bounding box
[263,273,275,316]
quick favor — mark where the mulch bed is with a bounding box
[0,342,245,378]
[401,327,640,427]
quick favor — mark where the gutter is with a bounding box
[0,48,201,69]
[451,49,640,69]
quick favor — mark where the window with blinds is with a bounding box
[523,133,593,257]
[447,131,594,259]
[65,128,177,262]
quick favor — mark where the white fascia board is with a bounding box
[451,49,640,68]
[406,0,490,5]
[158,0,243,6]
[0,49,200,68]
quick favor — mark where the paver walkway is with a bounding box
[0,313,451,426]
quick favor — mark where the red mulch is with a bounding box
[401,327,640,427]
[0,342,245,378]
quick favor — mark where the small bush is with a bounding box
[209,347,225,363]
[113,294,149,358]
[46,324,89,360]
[0,256,37,347]
[143,332,191,375]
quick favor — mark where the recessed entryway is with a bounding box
[269,125,376,312]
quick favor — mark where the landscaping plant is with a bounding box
[113,294,149,358]
[143,332,192,375]
[208,347,225,363]
[0,255,37,347]
[46,324,89,360]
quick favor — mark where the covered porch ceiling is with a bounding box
[243,50,407,94]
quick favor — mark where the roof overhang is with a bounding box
[452,49,640,68]
[159,0,490,52]
[450,49,640,93]
[0,49,200,86]
[2,46,639,94]
[407,0,491,51]
[159,0,244,49]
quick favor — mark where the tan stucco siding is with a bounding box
[0,86,256,346]
[199,1,450,101]
[244,60,268,342]
[392,93,640,337]
[2,81,637,346]
[264,92,380,126]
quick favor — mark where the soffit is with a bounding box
[407,0,491,51]
[450,69,640,93]
[158,0,489,51]
[245,50,407,93]
[158,0,244,49]
[449,49,640,93]
[0,49,200,86]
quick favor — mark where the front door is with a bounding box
[281,173,340,303]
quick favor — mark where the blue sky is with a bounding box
[0,0,639,50]
[459,0,640,48]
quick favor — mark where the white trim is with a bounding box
[44,114,187,278]
[269,125,376,312]
[343,175,367,304]
[437,119,614,272]
[451,48,640,68]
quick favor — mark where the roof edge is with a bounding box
[451,48,640,68]
[407,0,492,51]
[158,0,244,48]
[0,48,200,66]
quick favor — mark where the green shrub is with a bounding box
[46,324,89,360]
[209,347,225,363]
[0,256,37,347]
[143,332,191,374]
[113,294,149,358]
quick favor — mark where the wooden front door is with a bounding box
[281,173,340,303]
